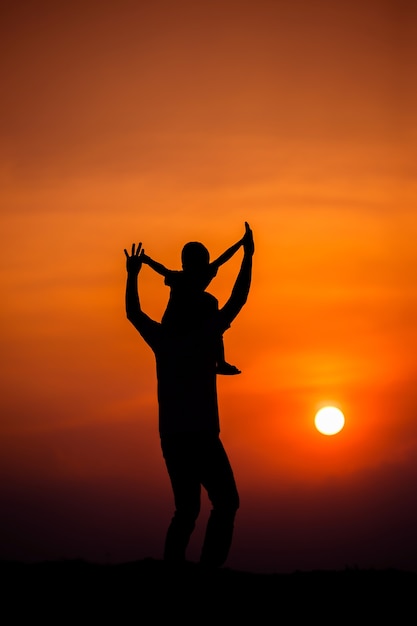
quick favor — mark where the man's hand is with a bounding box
[124,242,144,274]
[243,222,254,256]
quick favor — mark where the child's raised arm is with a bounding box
[210,225,246,271]
[142,253,170,278]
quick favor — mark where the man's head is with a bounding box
[181,242,210,272]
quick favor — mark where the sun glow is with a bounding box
[314,406,345,436]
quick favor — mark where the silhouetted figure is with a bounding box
[141,230,246,375]
[124,223,254,568]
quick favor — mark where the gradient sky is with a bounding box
[1,0,417,573]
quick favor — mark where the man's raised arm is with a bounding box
[219,222,254,325]
[124,242,160,346]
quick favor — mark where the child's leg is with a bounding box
[217,335,226,364]
[216,336,241,375]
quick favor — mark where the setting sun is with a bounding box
[314,407,345,436]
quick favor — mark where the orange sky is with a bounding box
[1,0,417,573]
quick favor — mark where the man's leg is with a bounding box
[199,436,240,568]
[161,435,201,563]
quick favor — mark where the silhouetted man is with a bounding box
[124,223,254,568]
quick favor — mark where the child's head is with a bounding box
[181,242,210,273]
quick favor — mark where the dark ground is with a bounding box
[2,558,416,622]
